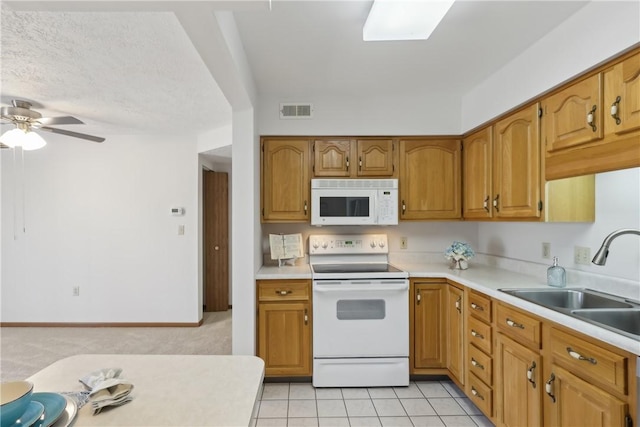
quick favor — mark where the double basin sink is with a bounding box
[499,288,640,341]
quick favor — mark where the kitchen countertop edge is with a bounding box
[256,262,640,355]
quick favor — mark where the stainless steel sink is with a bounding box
[500,288,634,310]
[572,309,640,341]
[499,287,640,341]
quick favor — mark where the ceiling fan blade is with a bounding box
[37,116,84,126]
[39,126,105,143]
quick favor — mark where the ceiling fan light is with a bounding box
[0,128,27,148]
[22,131,47,151]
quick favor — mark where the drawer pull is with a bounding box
[470,387,484,400]
[471,358,484,370]
[276,290,292,296]
[506,318,525,329]
[545,373,556,403]
[527,361,537,388]
[566,347,597,365]
[471,329,484,339]
[470,302,484,311]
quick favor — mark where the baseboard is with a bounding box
[0,319,204,327]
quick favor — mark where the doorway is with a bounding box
[203,170,229,312]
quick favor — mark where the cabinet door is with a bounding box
[463,127,493,219]
[496,334,542,427]
[413,283,446,369]
[605,51,640,135]
[356,139,394,176]
[258,302,311,376]
[313,139,352,177]
[542,74,603,153]
[447,284,465,385]
[544,365,627,427]
[399,139,461,220]
[493,104,541,219]
[262,138,310,222]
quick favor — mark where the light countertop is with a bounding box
[256,261,640,355]
[27,354,264,426]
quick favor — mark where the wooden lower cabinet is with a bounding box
[495,333,542,427]
[410,279,446,372]
[543,364,627,427]
[256,280,312,376]
[446,283,465,385]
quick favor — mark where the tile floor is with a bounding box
[250,380,494,427]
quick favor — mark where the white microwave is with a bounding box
[311,179,398,226]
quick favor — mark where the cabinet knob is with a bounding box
[471,358,484,370]
[527,361,537,388]
[483,196,490,213]
[493,194,500,212]
[506,318,525,329]
[545,373,556,403]
[276,290,292,296]
[471,329,484,339]
[471,302,484,311]
[214,246,220,251]
[471,387,484,400]
[587,104,597,132]
[610,96,621,125]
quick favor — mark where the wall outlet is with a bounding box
[72,286,80,297]
[400,237,408,250]
[574,246,591,265]
[542,242,551,259]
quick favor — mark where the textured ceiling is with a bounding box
[1,0,591,148]
[0,7,232,139]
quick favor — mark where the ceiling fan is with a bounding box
[0,99,105,149]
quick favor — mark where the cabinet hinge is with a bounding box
[538,200,543,211]
[261,143,264,152]
[392,164,395,172]
[262,208,264,217]
[312,143,315,152]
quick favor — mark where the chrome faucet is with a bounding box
[592,228,640,266]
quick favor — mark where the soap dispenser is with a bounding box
[547,256,566,288]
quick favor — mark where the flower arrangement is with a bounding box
[444,241,475,269]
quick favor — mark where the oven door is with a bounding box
[312,279,409,358]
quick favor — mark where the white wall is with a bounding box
[478,168,640,282]
[1,133,200,323]
[258,91,461,135]
[462,1,640,131]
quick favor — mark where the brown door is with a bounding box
[204,170,229,312]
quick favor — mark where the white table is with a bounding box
[26,354,265,426]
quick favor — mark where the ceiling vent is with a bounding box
[280,103,313,119]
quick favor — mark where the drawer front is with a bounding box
[257,280,310,301]
[496,303,541,348]
[550,327,628,395]
[468,291,492,323]
[467,372,493,417]
[468,343,493,386]
[468,316,493,355]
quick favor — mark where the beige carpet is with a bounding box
[0,311,232,382]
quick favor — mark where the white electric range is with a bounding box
[309,234,409,388]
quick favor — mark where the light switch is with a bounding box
[178,225,185,235]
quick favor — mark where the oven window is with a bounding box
[319,196,370,217]
[336,299,385,320]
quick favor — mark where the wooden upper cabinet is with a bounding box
[493,104,542,219]
[542,73,603,153]
[261,138,310,222]
[399,139,462,220]
[463,127,493,219]
[313,139,351,177]
[313,138,394,177]
[604,51,640,136]
[356,139,394,176]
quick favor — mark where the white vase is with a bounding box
[450,259,468,270]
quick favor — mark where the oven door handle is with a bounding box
[314,283,409,293]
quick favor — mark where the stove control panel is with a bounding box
[309,234,388,254]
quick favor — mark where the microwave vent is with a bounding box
[280,103,314,119]
[311,179,398,189]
